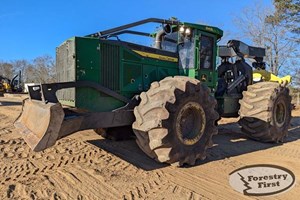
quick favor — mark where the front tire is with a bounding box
[132,76,218,166]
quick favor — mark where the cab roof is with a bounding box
[182,22,223,39]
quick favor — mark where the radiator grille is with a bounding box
[100,43,120,91]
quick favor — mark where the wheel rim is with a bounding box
[175,102,206,145]
[274,99,286,128]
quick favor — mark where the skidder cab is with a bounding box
[15,18,292,166]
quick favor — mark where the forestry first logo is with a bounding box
[229,164,295,196]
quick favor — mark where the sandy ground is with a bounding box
[0,95,300,200]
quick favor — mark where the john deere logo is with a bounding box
[229,164,295,196]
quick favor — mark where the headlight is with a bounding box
[179,26,185,33]
[185,28,191,35]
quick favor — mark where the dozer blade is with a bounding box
[14,82,135,152]
[14,99,65,152]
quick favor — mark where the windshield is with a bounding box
[178,31,195,69]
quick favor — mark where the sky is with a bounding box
[0,0,273,61]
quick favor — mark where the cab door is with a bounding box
[197,32,217,88]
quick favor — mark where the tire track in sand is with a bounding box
[1,136,165,199]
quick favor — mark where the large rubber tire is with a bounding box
[132,76,219,166]
[239,82,292,142]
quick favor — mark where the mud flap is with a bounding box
[14,99,65,152]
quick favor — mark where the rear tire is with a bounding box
[132,76,218,166]
[239,82,292,142]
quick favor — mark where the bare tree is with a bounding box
[11,59,31,83]
[11,56,56,84]
[31,55,56,83]
[1,55,56,86]
[0,61,14,79]
[233,1,299,76]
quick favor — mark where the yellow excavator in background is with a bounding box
[0,76,12,94]
[0,72,22,94]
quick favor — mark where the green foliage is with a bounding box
[271,0,300,86]
[273,0,300,37]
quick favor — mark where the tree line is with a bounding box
[0,55,55,84]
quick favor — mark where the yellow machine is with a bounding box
[0,78,12,93]
[0,72,22,93]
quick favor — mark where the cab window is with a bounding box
[200,35,214,69]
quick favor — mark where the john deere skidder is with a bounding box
[15,18,292,166]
